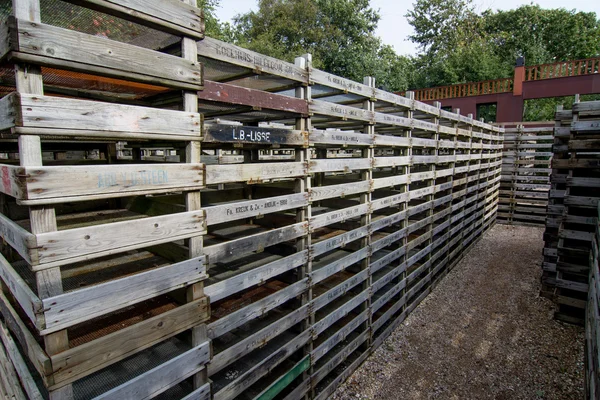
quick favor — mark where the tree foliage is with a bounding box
[407,0,600,88]
[226,0,411,91]
[200,0,600,100]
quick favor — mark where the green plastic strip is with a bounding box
[255,356,310,400]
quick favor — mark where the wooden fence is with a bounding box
[0,1,503,399]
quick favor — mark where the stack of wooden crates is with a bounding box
[0,0,211,399]
[543,98,600,324]
[586,202,600,400]
[498,124,553,226]
[0,2,504,399]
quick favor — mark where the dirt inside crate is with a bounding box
[67,295,179,347]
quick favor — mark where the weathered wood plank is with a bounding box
[309,100,373,122]
[34,211,206,268]
[0,164,25,199]
[16,164,205,205]
[197,37,307,82]
[93,341,210,400]
[205,162,306,185]
[49,298,209,387]
[204,250,308,303]
[0,254,43,329]
[310,204,369,230]
[0,212,36,264]
[313,290,369,335]
[204,123,306,146]
[310,68,374,98]
[310,181,371,202]
[310,129,372,146]
[311,309,368,362]
[208,305,309,376]
[0,322,44,400]
[41,256,207,333]
[311,225,369,257]
[14,93,201,140]
[208,278,308,339]
[312,247,369,284]
[0,292,50,380]
[200,82,308,115]
[204,193,308,225]
[312,269,369,311]
[308,158,371,173]
[213,330,311,400]
[0,93,17,131]
[10,19,202,89]
[204,222,307,264]
[61,0,204,38]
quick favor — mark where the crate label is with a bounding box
[97,169,168,188]
[225,198,288,216]
[215,43,295,75]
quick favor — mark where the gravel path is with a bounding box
[334,224,585,400]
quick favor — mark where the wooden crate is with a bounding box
[0,18,504,399]
[498,125,553,226]
[542,99,600,324]
[585,202,600,400]
[0,1,212,399]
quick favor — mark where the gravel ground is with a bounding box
[333,224,585,400]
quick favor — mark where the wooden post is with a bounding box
[294,54,312,400]
[182,0,207,390]
[362,77,374,346]
[12,0,72,398]
[400,91,415,314]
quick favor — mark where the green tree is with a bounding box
[197,0,234,41]
[406,0,506,88]
[406,0,600,89]
[483,6,600,67]
[231,0,411,91]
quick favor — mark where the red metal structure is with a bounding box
[404,57,600,122]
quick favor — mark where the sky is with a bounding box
[214,0,600,56]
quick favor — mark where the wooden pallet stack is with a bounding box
[0,14,503,399]
[585,202,600,400]
[543,98,600,324]
[192,38,503,399]
[0,0,211,399]
[498,125,553,226]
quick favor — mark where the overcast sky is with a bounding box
[214,0,600,56]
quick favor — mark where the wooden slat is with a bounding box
[204,250,308,303]
[208,305,309,376]
[49,298,209,387]
[0,322,44,400]
[61,0,204,38]
[0,253,43,328]
[93,341,210,400]
[12,93,201,140]
[197,37,307,82]
[9,18,202,89]
[205,162,306,185]
[33,210,206,268]
[204,193,308,226]
[0,212,36,264]
[204,123,306,146]
[0,292,50,380]
[199,83,308,115]
[14,164,205,205]
[41,256,207,333]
